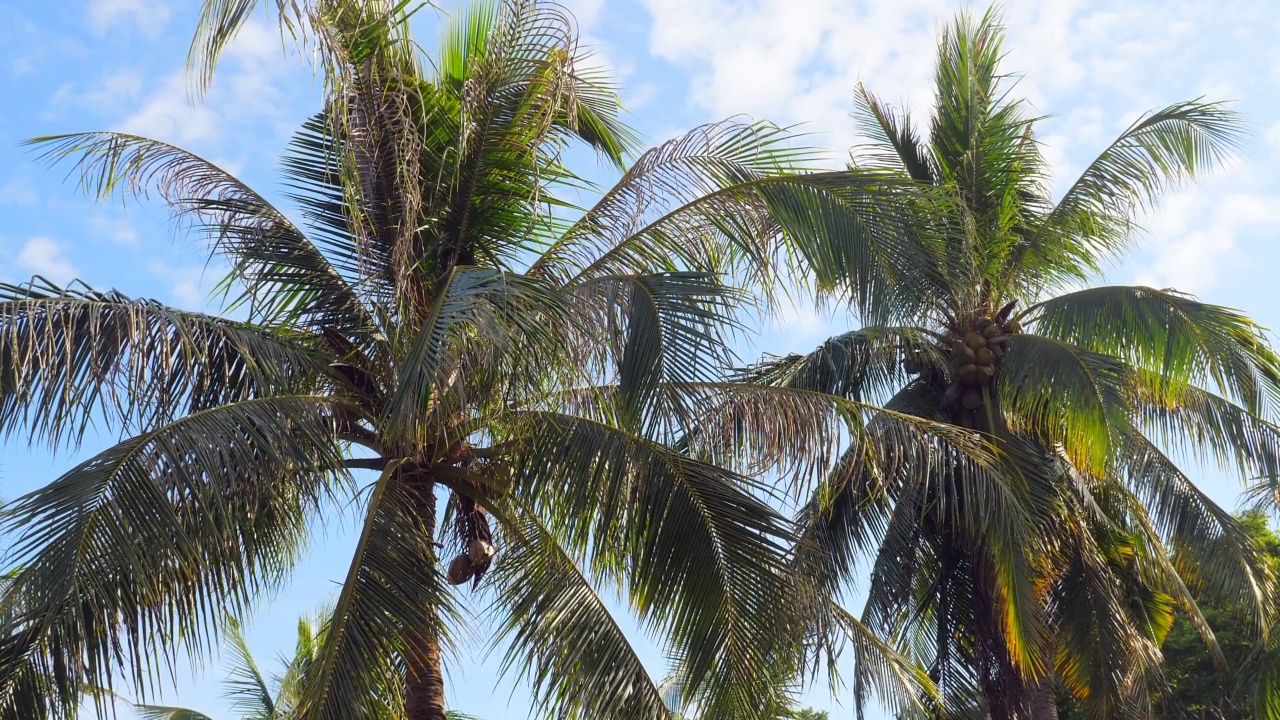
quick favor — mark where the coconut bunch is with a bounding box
[940,300,1020,426]
[445,491,496,589]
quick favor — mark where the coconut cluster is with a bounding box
[446,539,496,585]
[942,305,1020,416]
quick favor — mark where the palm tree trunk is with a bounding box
[404,473,448,720]
[405,634,448,720]
[1028,676,1059,720]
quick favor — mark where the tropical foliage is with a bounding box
[3,2,1279,720]
[714,8,1280,720]
[0,1,930,719]
[106,612,479,720]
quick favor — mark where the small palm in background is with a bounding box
[109,613,479,720]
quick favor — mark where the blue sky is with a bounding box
[3,0,1280,717]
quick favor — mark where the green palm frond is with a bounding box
[741,326,944,402]
[1116,432,1274,622]
[852,84,936,184]
[382,266,577,444]
[0,278,322,450]
[507,410,795,720]
[1050,101,1243,262]
[489,500,670,720]
[25,132,377,339]
[581,273,742,429]
[998,334,1132,474]
[0,396,349,713]
[530,120,818,284]
[1027,285,1280,416]
[1132,372,1280,484]
[222,616,276,719]
[297,463,458,720]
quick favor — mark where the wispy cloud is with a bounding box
[17,237,79,284]
[88,214,140,247]
[0,178,38,206]
[87,0,171,38]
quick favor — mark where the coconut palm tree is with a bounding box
[0,2,933,720]
[708,8,1280,720]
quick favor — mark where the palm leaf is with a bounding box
[506,410,795,720]
[488,499,670,720]
[0,396,348,713]
[997,333,1132,474]
[296,462,458,720]
[1050,100,1243,266]
[1028,285,1280,417]
[0,278,322,450]
[25,132,377,340]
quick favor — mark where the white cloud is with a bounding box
[118,73,222,144]
[0,179,38,206]
[18,238,79,284]
[1133,190,1277,295]
[148,261,214,308]
[50,70,144,117]
[114,19,295,146]
[88,0,171,37]
[88,215,140,247]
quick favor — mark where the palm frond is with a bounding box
[297,463,458,720]
[1117,431,1274,623]
[188,0,303,96]
[576,272,742,429]
[741,326,943,402]
[25,131,377,339]
[0,278,322,450]
[0,396,348,713]
[998,333,1132,474]
[488,499,670,720]
[1028,285,1280,417]
[529,120,817,284]
[1050,101,1243,265]
[852,84,936,183]
[383,266,576,446]
[222,616,276,718]
[1132,371,1280,485]
[506,410,795,720]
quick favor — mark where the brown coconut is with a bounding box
[965,331,986,349]
[468,539,495,565]
[959,364,980,384]
[961,389,983,410]
[983,323,1001,338]
[975,347,995,365]
[447,554,473,585]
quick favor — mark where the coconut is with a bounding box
[965,331,986,350]
[468,539,495,565]
[446,554,473,585]
[959,364,980,384]
[975,348,994,365]
[952,340,968,357]
[961,345,977,362]
[983,323,1001,338]
[977,364,995,379]
[962,389,983,409]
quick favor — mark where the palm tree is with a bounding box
[0,2,926,719]
[714,8,1280,720]
[110,612,477,720]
